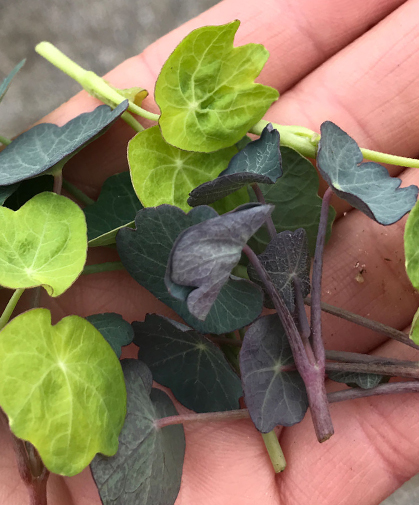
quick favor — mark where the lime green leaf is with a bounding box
[405,200,419,290]
[84,172,142,247]
[0,309,126,476]
[128,126,236,211]
[0,192,87,296]
[409,307,419,344]
[155,21,279,152]
[0,60,25,103]
[0,101,128,185]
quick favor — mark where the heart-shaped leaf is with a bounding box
[133,315,242,412]
[248,229,310,311]
[116,205,263,334]
[0,309,126,476]
[248,146,335,255]
[166,204,273,320]
[128,126,236,211]
[405,200,419,290]
[0,101,128,185]
[0,192,87,296]
[155,21,279,152]
[240,314,308,432]
[86,313,134,358]
[188,124,282,206]
[84,172,142,247]
[327,370,384,390]
[91,359,185,505]
[317,121,418,225]
[0,60,25,103]
[4,175,53,210]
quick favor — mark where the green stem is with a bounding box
[62,179,95,206]
[0,288,25,330]
[261,430,286,473]
[82,261,125,275]
[35,42,159,123]
[0,135,12,146]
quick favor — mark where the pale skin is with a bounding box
[2,0,419,503]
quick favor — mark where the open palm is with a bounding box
[2,0,419,503]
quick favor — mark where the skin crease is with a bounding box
[2,0,419,503]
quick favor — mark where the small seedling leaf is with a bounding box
[0,101,128,185]
[0,309,126,476]
[0,192,87,296]
[317,121,418,225]
[133,314,242,412]
[188,124,282,206]
[166,204,273,320]
[249,146,335,255]
[327,370,384,390]
[0,59,25,103]
[84,172,142,247]
[405,200,419,291]
[91,359,185,505]
[128,126,236,211]
[248,229,310,311]
[86,313,134,358]
[240,314,308,432]
[116,205,263,334]
[155,21,279,152]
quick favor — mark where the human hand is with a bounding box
[2,0,419,503]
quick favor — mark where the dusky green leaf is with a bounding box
[0,59,25,103]
[0,309,126,476]
[317,121,418,225]
[91,359,185,505]
[133,315,242,412]
[249,146,336,256]
[240,314,308,432]
[155,21,279,152]
[116,205,263,334]
[210,185,250,214]
[187,124,282,206]
[327,370,384,390]
[0,192,87,296]
[0,101,128,185]
[86,313,134,358]
[248,229,310,311]
[128,126,236,211]
[84,172,142,247]
[4,175,53,210]
[409,307,419,344]
[166,204,273,320]
[405,200,419,290]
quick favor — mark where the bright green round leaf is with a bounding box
[409,307,419,344]
[128,126,236,211]
[155,21,279,152]
[0,192,87,296]
[0,309,126,476]
[405,200,419,290]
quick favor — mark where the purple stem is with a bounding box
[251,183,277,239]
[326,361,419,380]
[156,409,250,429]
[310,186,333,362]
[53,172,62,195]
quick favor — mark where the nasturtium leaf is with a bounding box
[0,309,126,476]
[248,146,335,256]
[188,124,282,206]
[155,21,279,153]
[317,121,418,225]
[0,101,128,185]
[84,172,142,247]
[405,200,419,290]
[91,360,185,505]
[0,183,20,206]
[240,314,308,432]
[248,229,310,311]
[327,370,384,390]
[166,204,273,320]
[128,126,236,211]
[210,185,250,214]
[0,59,25,103]
[4,175,53,210]
[86,313,134,358]
[116,205,263,334]
[0,192,87,296]
[409,306,419,344]
[133,315,242,412]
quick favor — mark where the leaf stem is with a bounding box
[304,297,419,351]
[0,135,12,146]
[53,172,62,194]
[325,361,419,380]
[156,409,251,429]
[251,183,277,239]
[0,288,25,331]
[261,430,286,473]
[62,179,95,206]
[82,261,125,275]
[328,380,419,403]
[293,277,311,342]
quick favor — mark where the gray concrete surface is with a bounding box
[0,1,416,504]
